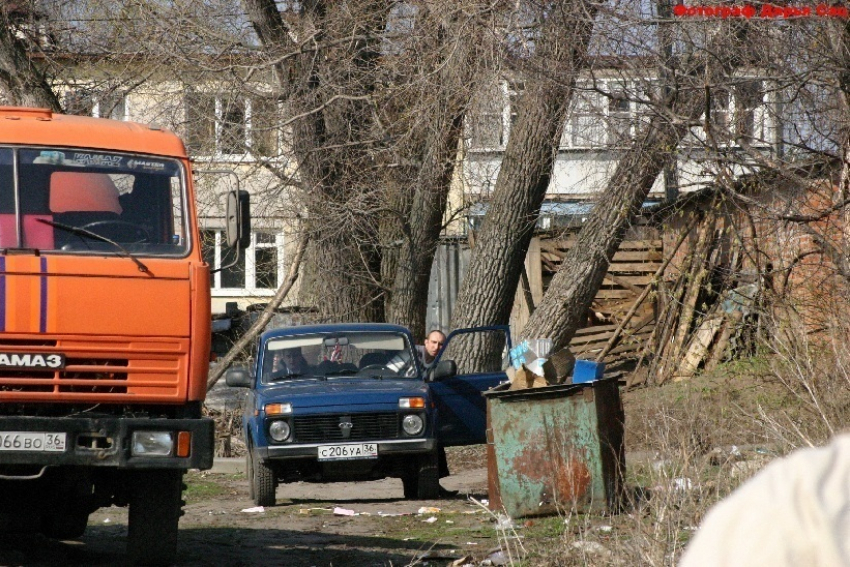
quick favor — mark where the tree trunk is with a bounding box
[385,7,486,341]
[244,0,387,322]
[0,10,61,109]
[520,21,749,352]
[450,0,597,341]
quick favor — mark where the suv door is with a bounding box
[428,326,511,446]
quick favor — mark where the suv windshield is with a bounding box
[262,331,417,383]
[0,147,188,256]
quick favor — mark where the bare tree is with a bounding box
[450,0,598,337]
[520,18,754,351]
[0,3,61,109]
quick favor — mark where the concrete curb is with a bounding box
[208,457,244,475]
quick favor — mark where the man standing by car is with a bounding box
[415,329,456,496]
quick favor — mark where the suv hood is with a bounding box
[260,378,429,411]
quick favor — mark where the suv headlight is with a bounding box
[268,420,291,442]
[401,414,424,436]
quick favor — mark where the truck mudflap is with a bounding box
[0,416,214,470]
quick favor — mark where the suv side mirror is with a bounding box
[225,189,251,249]
[428,360,457,382]
[225,365,252,388]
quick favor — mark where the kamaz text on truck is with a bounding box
[0,106,248,566]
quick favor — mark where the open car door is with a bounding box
[428,326,511,446]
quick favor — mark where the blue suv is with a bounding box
[226,323,510,504]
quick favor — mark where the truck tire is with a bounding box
[41,508,89,540]
[127,469,183,566]
[249,448,276,507]
[403,451,440,500]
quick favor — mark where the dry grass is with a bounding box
[512,312,850,566]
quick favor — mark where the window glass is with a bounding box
[220,97,246,155]
[608,93,632,146]
[262,331,416,382]
[65,89,94,116]
[569,91,605,147]
[252,98,279,157]
[220,244,246,288]
[255,246,277,289]
[185,93,216,155]
[3,149,187,255]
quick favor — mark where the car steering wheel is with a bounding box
[80,220,151,243]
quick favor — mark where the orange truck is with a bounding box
[0,106,247,565]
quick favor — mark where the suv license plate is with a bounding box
[317,443,378,461]
[0,432,66,452]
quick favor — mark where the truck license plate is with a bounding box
[0,432,66,452]
[317,443,378,461]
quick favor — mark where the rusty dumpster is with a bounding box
[483,378,625,518]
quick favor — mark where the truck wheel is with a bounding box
[127,469,183,566]
[403,452,440,500]
[250,448,276,507]
[41,508,89,539]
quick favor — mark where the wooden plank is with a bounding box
[542,239,662,251]
[575,324,617,336]
[602,273,644,295]
[594,290,641,300]
[570,327,653,347]
[607,262,662,273]
[526,237,544,305]
[611,250,664,262]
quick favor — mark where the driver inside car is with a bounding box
[268,347,310,379]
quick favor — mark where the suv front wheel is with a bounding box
[248,446,276,506]
[402,451,440,499]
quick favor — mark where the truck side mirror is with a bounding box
[225,365,252,388]
[225,190,251,249]
[428,360,457,382]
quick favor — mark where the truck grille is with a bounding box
[292,413,399,443]
[0,337,188,402]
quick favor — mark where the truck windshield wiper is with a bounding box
[36,218,150,273]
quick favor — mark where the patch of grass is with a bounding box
[184,477,229,504]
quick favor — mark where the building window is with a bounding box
[64,88,126,120]
[202,229,284,293]
[185,93,280,158]
[566,90,606,147]
[607,91,633,146]
[469,85,506,149]
[691,80,765,145]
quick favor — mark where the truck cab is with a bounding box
[227,323,510,503]
[0,107,233,565]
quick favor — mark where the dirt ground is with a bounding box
[0,447,517,567]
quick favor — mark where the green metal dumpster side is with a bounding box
[483,378,625,518]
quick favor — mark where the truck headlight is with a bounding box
[401,414,424,436]
[268,420,291,442]
[131,431,173,456]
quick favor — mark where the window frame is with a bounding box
[62,87,128,120]
[185,93,280,161]
[203,228,285,296]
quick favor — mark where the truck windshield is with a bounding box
[262,331,418,383]
[0,147,188,256]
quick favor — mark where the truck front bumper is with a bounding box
[260,437,435,460]
[0,416,214,470]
